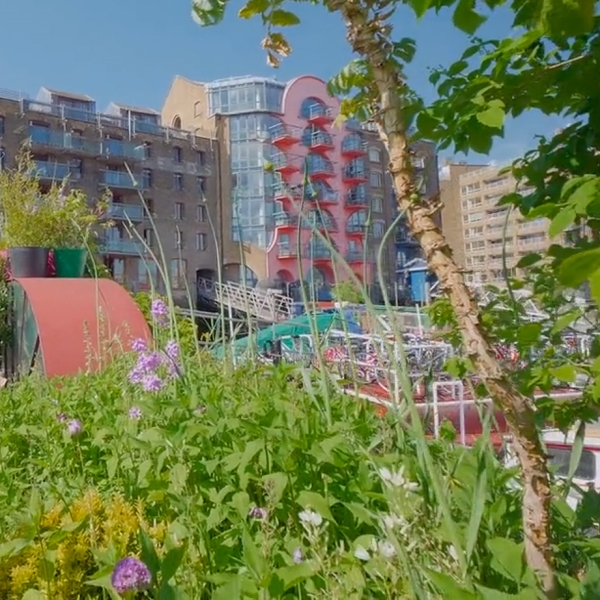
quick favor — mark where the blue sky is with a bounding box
[0,0,565,163]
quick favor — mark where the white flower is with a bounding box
[448,545,459,561]
[377,540,397,559]
[382,513,406,530]
[354,546,371,561]
[298,509,323,527]
[378,466,419,491]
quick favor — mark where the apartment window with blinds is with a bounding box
[170,259,187,289]
[174,202,184,221]
[196,232,207,251]
[372,197,383,213]
[174,230,184,249]
[173,173,184,191]
[370,171,383,188]
[196,204,207,222]
[142,169,153,189]
[173,146,183,163]
[0,116,4,136]
[197,176,206,195]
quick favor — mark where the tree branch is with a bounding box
[327,0,558,595]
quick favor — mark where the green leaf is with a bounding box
[475,585,536,599]
[242,529,266,580]
[465,452,488,565]
[269,9,301,27]
[453,0,487,34]
[273,562,318,591]
[425,569,477,597]
[262,472,288,505]
[566,421,586,485]
[541,0,595,38]
[590,269,600,307]
[549,208,576,238]
[296,491,334,521]
[551,310,580,334]
[22,591,47,600]
[550,364,577,383]
[416,110,438,138]
[139,530,161,577]
[391,38,417,63]
[558,248,600,287]
[406,0,433,18]
[580,560,600,598]
[486,537,524,583]
[516,322,542,346]
[161,545,185,583]
[476,100,505,129]
[238,0,270,19]
[516,253,542,268]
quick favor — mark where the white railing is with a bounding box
[197,278,292,323]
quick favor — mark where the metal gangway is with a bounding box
[197,278,292,323]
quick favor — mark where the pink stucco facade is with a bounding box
[265,75,371,287]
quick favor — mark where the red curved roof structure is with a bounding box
[14,278,151,377]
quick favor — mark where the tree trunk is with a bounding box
[330,0,557,595]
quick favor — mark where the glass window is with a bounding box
[0,116,4,136]
[170,259,187,289]
[174,202,184,220]
[196,232,207,251]
[197,177,206,195]
[173,173,183,191]
[368,147,381,162]
[370,171,383,188]
[373,221,385,238]
[175,230,184,249]
[548,447,596,481]
[173,147,182,163]
[142,169,152,189]
[372,197,383,212]
[197,204,207,222]
[300,97,325,119]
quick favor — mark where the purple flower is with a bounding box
[164,340,179,360]
[67,419,82,436]
[111,557,152,595]
[137,351,163,373]
[129,406,143,420]
[293,548,304,564]
[141,374,163,392]
[151,299,169,325]
[57,413,68,423]
[248,506,268,520]
[131,338,147,352]
[128,367,144,384]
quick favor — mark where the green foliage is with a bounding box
[331,280,364,304]
[0,149,106,249]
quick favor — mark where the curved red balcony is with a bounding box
[345,251,366,264]
[270,123,301,148]
[342,167,367,185]
[341,136,366,158]
[346,222,367,237]
[307,160,335,181]
[307,104,334,126]
[271,151,301,176]
[277,244,298,259]
[304,246,333,263]
[345,192,369,209]
[309,131,334,153]
[273,180,301,202]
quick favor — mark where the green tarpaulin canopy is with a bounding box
[213,312,362,358]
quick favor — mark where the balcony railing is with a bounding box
[343,167,367,182]
[21,99,216,143]
[304,246,332,259]
[277,244,297,258]
[101,139,145,160]
[313,189,339,204]
[104,203,146,222]
[99,170,139,189]
[341,136,366,154]
[101,238,146,255]
[308,104,333,121]
[346,251,369,263]
[34,160,80,181]
[347,223,367,234]
[307,159,334,177]
[345,193,368,207]
[29,126,100,154]
[310,131,333,148]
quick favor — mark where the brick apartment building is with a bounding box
[440,161,559,286]
[0,86,229,304]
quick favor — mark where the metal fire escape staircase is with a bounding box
[197,278,292,323]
